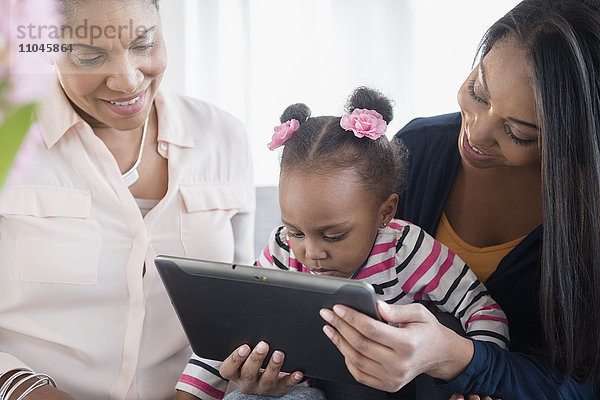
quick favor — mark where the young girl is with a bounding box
[175,88,509,400]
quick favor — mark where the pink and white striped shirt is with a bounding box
[176,219,509,400]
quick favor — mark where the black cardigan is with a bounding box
[394,112,542,354]
[394,113,597,399]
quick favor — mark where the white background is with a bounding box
[159,0,520,186]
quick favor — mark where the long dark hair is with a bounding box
[278,87,406,203]
[479,0,600,382]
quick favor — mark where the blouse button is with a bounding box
[159,142,168,151]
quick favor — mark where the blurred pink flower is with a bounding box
[2,0,60,105]
[1,0,61,190]
[340,108,387,140]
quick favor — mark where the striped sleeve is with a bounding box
[255,226,291,271]
[175,354,228,400]
[394,224,510,349]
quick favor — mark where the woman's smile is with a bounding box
[102,88,147,116]
[460,126,497,162]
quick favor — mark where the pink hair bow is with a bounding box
[340,109,387,140]
[267,119,300,150]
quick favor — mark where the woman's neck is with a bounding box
[444,160,543,247]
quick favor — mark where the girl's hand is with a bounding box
[450,394,501,400]
[218,341,304,397]
[319,301,474,392]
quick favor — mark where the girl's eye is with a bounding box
[288,232,304,239]
[504,124,535,146]
[324,234,345,242]
[467,79,488,106]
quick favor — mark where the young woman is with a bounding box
[320,0,600,398]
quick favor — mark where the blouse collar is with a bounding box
[36,80,195,150]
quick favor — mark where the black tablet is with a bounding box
[154,255,382,385]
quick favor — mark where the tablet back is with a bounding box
[155,255,381,385]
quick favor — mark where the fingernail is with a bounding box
[333,305,345,317]
[272,351,283,363]
[256,341,268,354]
[322,325,334,339]
[377,300,389,312]
[238,345,250,357]
[294,372,303,381]
[320,309,333,322]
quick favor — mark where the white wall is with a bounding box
[160,0,520,186]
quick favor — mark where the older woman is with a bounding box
[0,0,254,399]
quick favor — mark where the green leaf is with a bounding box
[0,103,37,189]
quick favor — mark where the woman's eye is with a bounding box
[288,232,304,239]
[132,42,155,52]
[504,124,535,146]
[72,53,105,66]
[467,79,488,106]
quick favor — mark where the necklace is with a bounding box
[122,115,150,187]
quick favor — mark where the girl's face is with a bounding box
[457,36,541,169]
[54,0,167,131]
[279,169,397,278]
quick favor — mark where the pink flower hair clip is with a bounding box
[267,119,300,150]
[340,108,387,140]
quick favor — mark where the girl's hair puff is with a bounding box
[279,87,407,203]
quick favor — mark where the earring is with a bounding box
[381,222,387,228]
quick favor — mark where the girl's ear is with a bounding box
[379,193,398,228]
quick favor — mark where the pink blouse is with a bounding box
[0,83,255,399]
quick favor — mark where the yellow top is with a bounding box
[435,212,526,283]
